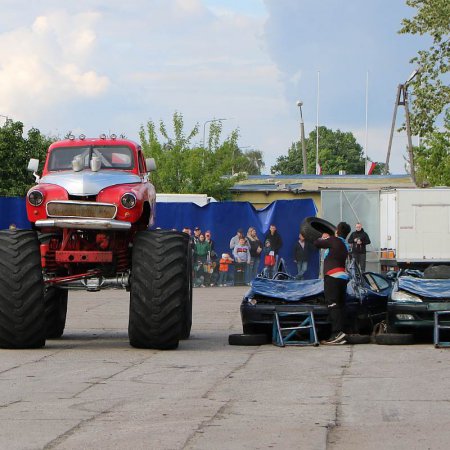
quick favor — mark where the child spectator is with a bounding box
[233,236,251,285]
[203,250,218,287]
[218,253,233,286]
[263,239,276,278]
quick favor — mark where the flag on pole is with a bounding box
[316,163,322,175]
[365,160,376,175]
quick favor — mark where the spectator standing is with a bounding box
[262,239,276,278]
[293,232,314,279]
[218,253,233,286]
[264,224,283,256]
[314,222,351,345]
[193,226,202,244]
[247,227,263,280]
[204,230,215,252]
[348,222,371,272]
[203,250,218,287]
[233,237,251,285]
[229,228,247,251]
[194,234,209,287]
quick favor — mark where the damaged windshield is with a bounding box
[48,146,134,171]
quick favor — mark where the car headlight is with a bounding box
[391,289,422,303]
[28,190,44,206]
[121,193,136,209]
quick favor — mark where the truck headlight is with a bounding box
[28,190,44,206]
[121,193,136,209]
[391,289,422,303]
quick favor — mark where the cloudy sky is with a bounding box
[0,0,425,173]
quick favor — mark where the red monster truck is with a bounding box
[0,135,192,349]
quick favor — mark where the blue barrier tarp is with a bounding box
[0,197,319,278]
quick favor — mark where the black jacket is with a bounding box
[264,230,283,255]
[348,229,371,254]
[293,240,314,262]
[314,236,349,275]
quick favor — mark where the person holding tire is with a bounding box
[314,222,351,345]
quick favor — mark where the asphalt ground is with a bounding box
[0,286,449,450]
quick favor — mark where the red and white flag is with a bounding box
[315,163,322,175]
[365,160,376,175]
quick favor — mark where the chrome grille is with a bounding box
[46,201,117,219]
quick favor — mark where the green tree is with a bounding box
[0,120,53,196]
[399,0,450,135]
[139,112,259,200]
[271,126,372,175]
[414,130,450,186]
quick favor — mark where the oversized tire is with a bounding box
[228,333,270,346]
[423,265,450,279]
[44,288,68,339]
[346,334,371,344]
[375,333,414,345]
[300,217,336,242]
[179,235,193,340]
[0,230,46,349]
[129,230,188,349]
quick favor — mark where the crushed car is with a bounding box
[229,259,392,345]
[386,265,450,338]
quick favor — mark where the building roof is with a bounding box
[230,174,416,193]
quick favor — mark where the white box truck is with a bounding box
[380,188,450,269]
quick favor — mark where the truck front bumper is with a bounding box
[35,218,131,230]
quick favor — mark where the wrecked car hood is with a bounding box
[249,278,324,302]
[398,276,450,299]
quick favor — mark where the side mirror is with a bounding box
[145,158,156,172]
[27,158,40,182]
[27,158,39,173]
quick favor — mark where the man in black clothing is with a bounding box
[314,221,351,345]
[293,232,314,279]
[264,224,282,255]
[264,224,283,270]
[348,222,371,272]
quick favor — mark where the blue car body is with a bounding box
[241,260,392,336]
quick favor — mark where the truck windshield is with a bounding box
[48,146,135,171]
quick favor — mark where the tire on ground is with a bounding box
[45,288,68,338]
[375,333,414,345]
[346,334,371,344]
[180,234,193,340]
[129,230,188,349]
[0,230,46,348]
[300,217,336,242]
[228,333,270,346]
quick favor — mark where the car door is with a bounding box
[360,272,392,321]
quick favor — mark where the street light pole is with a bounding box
[202,118,228,149]
[296,101,308,174]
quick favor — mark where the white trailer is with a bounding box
[380,188,450,267]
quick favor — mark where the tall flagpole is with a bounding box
[364,71,369,174]
[316,71,320,174]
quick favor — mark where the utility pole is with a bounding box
[296,101,308,174]
[385,70,418,184]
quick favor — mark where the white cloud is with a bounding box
[0,9,109,124]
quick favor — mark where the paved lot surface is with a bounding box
[1,286,450,450]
